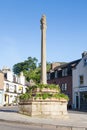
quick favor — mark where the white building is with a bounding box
[73,51,87,110]
[0,67,27,106]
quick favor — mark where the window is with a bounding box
[50,72,55,79]
[61,83,67,91]
[5,95,6,101]
[65,83,67,90]
[55,71,57,78]
[84,58,87,66]
[18,86,23,93]
[62,70,65,77]
[14,85,17,93]
[47,73,50,80]
[62,68,68,77]
[61,84,64,91]
[4,73,7,79]
[6,83,9,92]
[65,68,68,76]
[79,75,84,85]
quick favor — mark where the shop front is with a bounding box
[80,91,87,110]
[74,87,87,111]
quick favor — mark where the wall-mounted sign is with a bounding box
[79,87,87,92]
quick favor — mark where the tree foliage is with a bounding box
[24,67,41,83]
[13,57,51,83]
[13,57,38,75]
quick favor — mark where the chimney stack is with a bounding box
[82,51,87,58]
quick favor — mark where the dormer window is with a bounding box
[55,71,58,78]
[47,73,50,80]
[4,73,7,79]
[62,69,65,77]
[65,68,68,76]
[62,68,68,77]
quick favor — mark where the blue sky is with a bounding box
[0,0,87,69]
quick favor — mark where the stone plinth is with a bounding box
[19,99,68,118]
[19,84,69,118]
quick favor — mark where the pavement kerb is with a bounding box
[0,118,86,130]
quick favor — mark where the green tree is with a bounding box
[24,67,41,83]
[13,57,51,84]
[13,57,38,75]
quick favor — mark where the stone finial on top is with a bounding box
[40,15,46,25]
[40,15,47,30]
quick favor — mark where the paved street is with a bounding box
[0,121,57,130]
[0,106,87,129]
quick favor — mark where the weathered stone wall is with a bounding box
[19,100,68,118]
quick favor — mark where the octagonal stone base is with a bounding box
[19,99,68,118]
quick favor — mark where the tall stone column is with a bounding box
[40,15,47,84]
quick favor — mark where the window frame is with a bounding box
[79,75,84,85]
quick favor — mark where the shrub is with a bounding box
[19,84,69,101]
[19,93,31,101]
[27,83,60,92]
